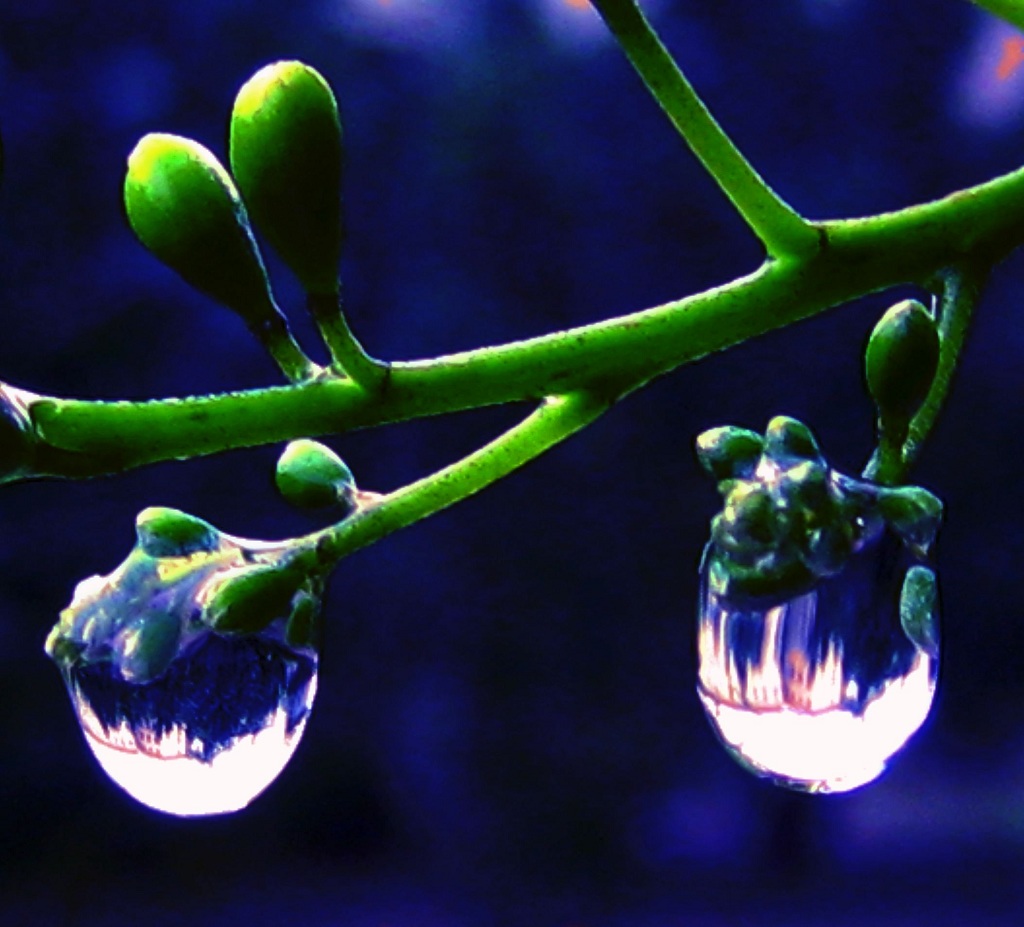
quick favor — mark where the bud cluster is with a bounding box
[696,416,942,605]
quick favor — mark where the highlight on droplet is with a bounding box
[696,535,938,793]
[66,633,317,816]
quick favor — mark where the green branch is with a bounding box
[590,0,817,260]
[306,291,388,391]
[307,390,610,566]
[15,154,1024,483]
[902,262,988,474]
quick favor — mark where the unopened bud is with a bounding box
[124,133,279,327]
[230,61,344,297]
[865,299,940,427]
[275,439,357,512]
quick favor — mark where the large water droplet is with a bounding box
[64,631,317,816]
[697,534,938,793]
[46,507,324,816]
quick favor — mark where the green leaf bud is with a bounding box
[695,426,764,483]
[124,132,279,326]
[135,506,222,558]
[865,299,940,426]
[230,61,343,297]
[205,564,307,635]
[275,438,356,512]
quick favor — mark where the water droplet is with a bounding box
[697,533,938,793]
[46,507,323,816]
[64,632,317,816]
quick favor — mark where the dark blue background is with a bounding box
[2,1,1023,924]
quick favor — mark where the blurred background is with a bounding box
[1,0,1023,923]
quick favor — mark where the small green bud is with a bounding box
[777,460,832,516]
[275,439,357,512]
[695,426,764,483]
[877,485,943,553]
[124,132,279,326]
[865,299,940,426]
[205,565,306,634]
[285,591,321,649]
[115,609,183,683]
[764,416,822,464]
[900,565,939,658]
[230,61,343,297]
[721,483,778,546]
[136,507,222,558]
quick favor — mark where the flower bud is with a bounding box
[695,426,763,482]
[275,438,357,512]
[865,299,940,427]
[135,506,221,558]
[230,61,343,297]
[763,415,823,464]
[124,133,279,327]
[204,564,309,635]
[877,485,943,553]
[113,609,183,683]
[696,415,942,604]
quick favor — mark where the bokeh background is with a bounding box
[1,0,1023,923]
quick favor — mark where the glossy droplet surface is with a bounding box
[66,632,317,816]
[697,534,938,793]
[46,507,324,816]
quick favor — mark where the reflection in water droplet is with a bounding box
[46,507,325,816]
[64,633,317,816]
[697,534,938,793]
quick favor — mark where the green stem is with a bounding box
[307,291,388,391]
[901,263,988,475]
[590,0,818,260]
[18,158,1024,483]
[304,390,610,566]
[255,313,320,382]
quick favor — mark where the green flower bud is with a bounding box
[285,592,321,649]
[777,460,832,517]
[275,439,357,512]
[763,416,823,463]
[877,485,943,553]
[124,133,279,327]
[721,483,779,546]
[135,506,222,558]
[900,565,939,658]
[695,426,764,483]
[865,299,940,427]
[114,609,183,683]
[230,61,343,297]
[205,564,307,635]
